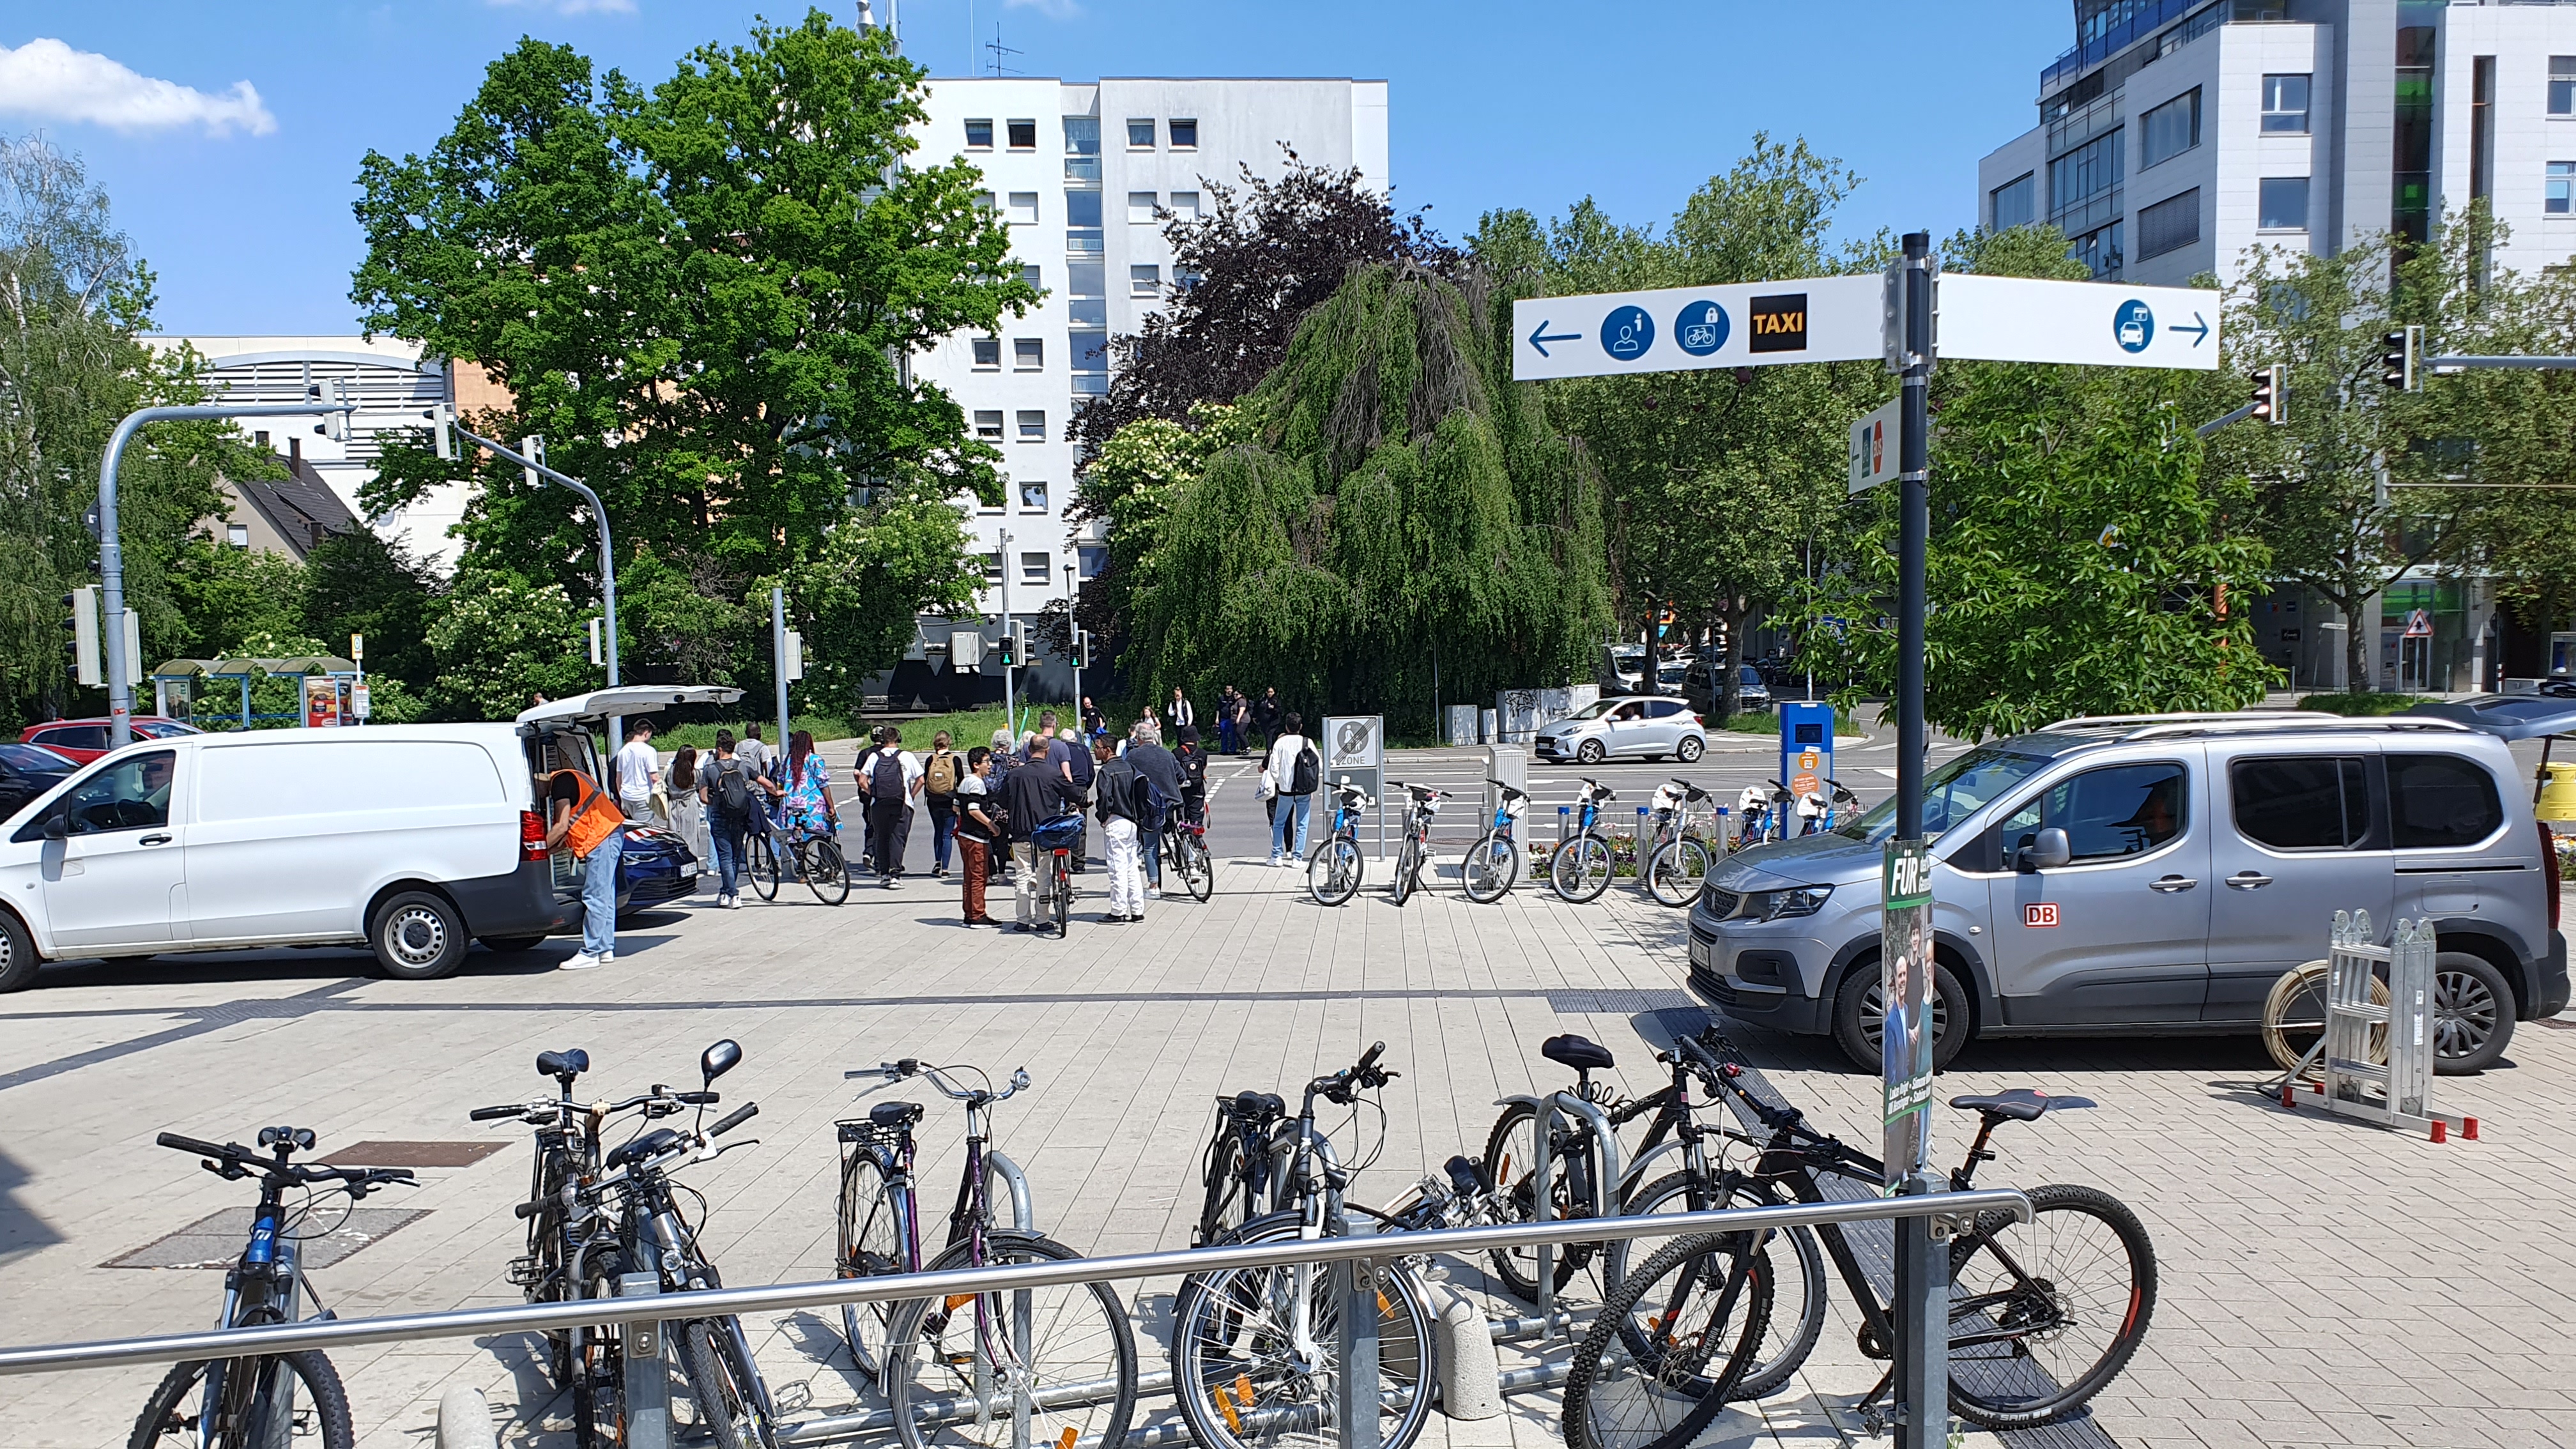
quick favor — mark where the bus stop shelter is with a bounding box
[151,656,360,728]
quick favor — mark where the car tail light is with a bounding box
[521,810,548,862]
[2543,820,2561,932]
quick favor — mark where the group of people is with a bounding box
[949,709,1209,931]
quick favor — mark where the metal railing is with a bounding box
[4,1189,2032,1449]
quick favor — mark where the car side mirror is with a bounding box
[41,811,66,841]
[2018,827,2071,871]
[700,1038,742,1085]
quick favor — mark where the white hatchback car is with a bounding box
[1535,697,1708,764]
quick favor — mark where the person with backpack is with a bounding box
[1059,725,1094,875]
[953,746,1002,927]
[1174,724,1210,824]
[923,730,963,878]
[1264,710,1317,865]
[1092,737,1147,923]
[857,725,923,887]
[698,732,771,909]
[1125,719,1183,899]
[1004,729,1087,933]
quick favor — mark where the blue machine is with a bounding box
[1777,700,1837,808]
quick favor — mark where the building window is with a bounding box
[2137,187,2201,259]
[1169,118,1198,150]
[1007,118,1037,150]
[1131,264,1161,296]
[982,552,1004,583]
[2262,74,2311,133]
[1020,551,1050,586]
[965,118,993,149]
[1990,172,2035,231]
[2258,176,2310,231]
[2067,220,2123,280]
[1015,337,1045,371]
[1168,190,1199,220]
[1065,188,1103,254]
[1128,190,1159,223]
[1022,265,1041,291]
[226,523,250,548]
[971,336,1000,369]
[1007,192,1038,225]
[2549,162,2576,213]
[2140,88,2200,169]
[2554,57,2576,116]
[973,410,1004,441]
[1068,261,1105,297]
[1016,409,1046,441]
[1127,118,1155,148]
[1020,480,1050,513]
[1078,545,1107,579]
[1062,115,1099,183]
[1176,268,1203,292]
[1068,262,1105,326]
[973,190,995,213]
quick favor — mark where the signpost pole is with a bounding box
[1887,229,1947,1449]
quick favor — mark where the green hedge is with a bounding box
[2294,693,2437,717]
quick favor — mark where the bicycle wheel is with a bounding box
[1308,835,1363,906]
[1170,829,1215,901]
[524,1146,573,1387]
[1563,1230,1770,1449]
[678,1317,773,1449]
[1643,839,1711,909]
[1622,1172,1823,1400]
[1052,855,1071,935]
[1170,1213,1436,1449]
[1946,1183,2158,1430]
[837,1151,905,1379]
[1551,832,1615,903]
[746,831,782,901]
[574,1250,626,1449]
[887,1232,1138,1449]
[804,837,852,905]
[1478,1102,1580,1301]
[131,1351,355,1449]
[1388,834,1416,905]
[1460,832,1518,904]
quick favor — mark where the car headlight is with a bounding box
[1742,884,1832,921]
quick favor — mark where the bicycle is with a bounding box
[1029,812,1083,935]
[836,1058,1137,1449]
[1307,779,1376,906]
[1193,1087,1289,1246]
[745,800,850,905]
[1162,809,1215,901]
[1170,1043,1439,1449]
[1549,778,1620,903]
[1461,779,1531,903]
[1640,781,1719,908]
[1726,783,1785,850]
[1583,1032,2158,1437]
[1386,781,1450,906]
[130,1129,415,1449]
[1791,779,1860,838]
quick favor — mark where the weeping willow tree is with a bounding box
[1122,261,1610,730]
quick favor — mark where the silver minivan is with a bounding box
[1687,712,2569,1073]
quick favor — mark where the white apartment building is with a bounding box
[907,76,1389,617]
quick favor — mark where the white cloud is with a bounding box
[1004,0,1082,18]
[0,38,275,137]
[486,0,640,15]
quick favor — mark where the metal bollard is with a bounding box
[1335,1256,1380,1449]
[1557,805,1570,847]
[618,1273,671,1449]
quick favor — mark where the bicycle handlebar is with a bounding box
[1307,1041,1397,1105]
[862,1060,1029,1103]
[467,1105,522,1122]
[710,1103,759,1137]
[157,1131,236,1162]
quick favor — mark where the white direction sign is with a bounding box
[1936,275,2220,370]
[1512,275,1884,381]
[1848,398,1900,494]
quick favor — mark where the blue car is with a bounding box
[616,822,700,921]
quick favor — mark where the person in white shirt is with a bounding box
[1264,712,1314,865]
[857,724,927,886]
[613,721,661,822]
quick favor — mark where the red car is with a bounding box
[19,716,202,764]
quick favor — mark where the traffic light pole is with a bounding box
[453,427,622,737]
[94,400,356,749]
[997,528,1015,737]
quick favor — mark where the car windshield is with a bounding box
[0,743,66,770]
[1837,746,2055,845]
[1568,700,1620,721]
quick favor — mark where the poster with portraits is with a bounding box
[1881,839,1935,1187]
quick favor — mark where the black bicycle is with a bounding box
[130,1130,415,1449]
[1162,810,1216,901]
[1386,781,1450,906]
[746,801,849,904]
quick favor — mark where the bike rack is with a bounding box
[0,1192,2032,1449]
[987,1149,1038,1235]
[1528,1090,1624,1331]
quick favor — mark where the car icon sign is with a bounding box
[2119,318,2145,347]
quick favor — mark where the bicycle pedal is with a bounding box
[506,1256,544,1288]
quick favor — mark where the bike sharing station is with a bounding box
[1515,236,2218,1447]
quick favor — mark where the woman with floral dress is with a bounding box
[781,729,836,842]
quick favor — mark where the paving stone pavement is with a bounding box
[1,856,2571,1449]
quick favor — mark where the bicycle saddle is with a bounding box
[1542,1034,1616,1072]
[1232,1089,1287,1122]
[1948,1089,2095,1122]
[870,1100,926,1128]
[606,1126,682,1169]
[537,1048,590,1081]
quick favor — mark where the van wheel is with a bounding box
[0,912,37,993]
[1832,956,1969,1073]
[478,935,547,954]
[2430,951,2514,1075]
[371,891,466,981]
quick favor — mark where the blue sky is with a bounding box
[0,2,2074,335]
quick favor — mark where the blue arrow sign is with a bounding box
[2174,312,2211,346]
[1527,319,1582,358]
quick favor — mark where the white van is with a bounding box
[0,688,736,991]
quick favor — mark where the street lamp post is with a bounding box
[93,398,359,750]
[997,528,1015,735]
[452,426,623,740]
[1064,562,1080,732]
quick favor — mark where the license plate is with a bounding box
[1689,936,1710,968]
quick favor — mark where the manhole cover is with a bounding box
[105,1208,428,1270]
[1545,989,1696,1014]
[326,1140,509,1169]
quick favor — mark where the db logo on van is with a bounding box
[2023,903,2060,928]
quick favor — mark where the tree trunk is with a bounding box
[1715,595,1745,724]
[1636,602,1660,694]
[2344,597,2372,694]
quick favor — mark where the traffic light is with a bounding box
[521,435,546,489]
[1074,627,1093,670]
[62,586,101,687]
[995,621,1027,668]
[2249,364,2287,425]
[2381,326,2421,392]
[421,401,455,461]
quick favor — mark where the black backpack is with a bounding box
[714,758,753,817]
[870,749,905,802]
[1291,742,1320,796]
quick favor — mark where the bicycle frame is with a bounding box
[199,1171,309,1443]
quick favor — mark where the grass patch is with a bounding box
[2296,693,2437,717]
[1719,709,1866,737]
[652,715,857,751]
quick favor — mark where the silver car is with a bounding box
[1685,712,2568,1073]
[1535,697,1708,764]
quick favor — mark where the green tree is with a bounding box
[352,12,1034,703]
[424,567,597,721]
[165,541,305,658]
[300,529,440,691]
